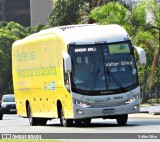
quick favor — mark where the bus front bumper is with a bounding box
[72,99,140,119]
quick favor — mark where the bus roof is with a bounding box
[13,24,130,46]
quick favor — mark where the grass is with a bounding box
[140,98,160,104]
[0,140,61,142]
[147,98,160,103]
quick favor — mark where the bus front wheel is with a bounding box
[60,109,73,127]
[116,114,128,125]
[83,118,91,125]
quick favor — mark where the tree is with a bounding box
[146,0,160,103]
[90,2,131,26]
[133,30,155,103]
[48,0,123,26]
[49,0,82,27]
[90,1,160,103]
[26,23,49,35]
[0,27,18,97]
[0,21,47,98]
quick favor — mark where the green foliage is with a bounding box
[90,2,131,26]
[90,0,160,102]
[0,21,8,28]
[0,0,159,102]
[0,21,47,97]
[49,0,81,27]
[0,28,17,96]
[131,2,147,26]
[145,0,160,28]
[0,140,60,142]
[6,21,27,34]
[26,23,49,35]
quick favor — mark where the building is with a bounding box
[122,0,160,23]
[0,0,53,27]
[30,0,53,26]
[123,0,160,8]
[156,0,160,4]
[0,0,30,27]
[0,0,158,27]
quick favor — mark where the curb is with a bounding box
[129,112,160,119]
[140,111,149,113]
[149,112,160,115]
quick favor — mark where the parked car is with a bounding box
[1,94,17,115]
[0,111,2,120]
[0,100,2,120]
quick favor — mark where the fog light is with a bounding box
[133,105,139,110]
[76,109,83,115]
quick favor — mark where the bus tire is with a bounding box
[82,118,91,125]
[74,119,83,126]
[37,118,47,126]
[116,114,128,125]
[74,118,91,126]
[27,104,38,126]
[60,109,73,127]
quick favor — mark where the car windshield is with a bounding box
[2,95,15,102]
[69,41,138,95]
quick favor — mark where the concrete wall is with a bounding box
[30,0,52,26]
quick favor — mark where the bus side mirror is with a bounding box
[134,46,146,66]
[63,52,72,73]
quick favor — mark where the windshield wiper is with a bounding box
[90,69,99,91]
[105,64,127,92]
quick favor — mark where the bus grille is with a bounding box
[91,101,126,108]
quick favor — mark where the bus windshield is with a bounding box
[69,41,138,95]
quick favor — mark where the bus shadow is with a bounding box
[47,123,137,128]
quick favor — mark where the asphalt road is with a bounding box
[1,114,160,132]
[1,105,160,142]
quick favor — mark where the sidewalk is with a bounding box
[129,103,160,119]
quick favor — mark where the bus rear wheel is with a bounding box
[116,114,128,125]
[27,104,38,126]
[60,109,73,127]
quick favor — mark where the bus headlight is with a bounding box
[1,104,7,108]
[74,99,91,108]
[125,93,139,104]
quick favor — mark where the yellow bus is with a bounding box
[12,24,146,127]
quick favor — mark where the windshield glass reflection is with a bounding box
[69,42,138,95]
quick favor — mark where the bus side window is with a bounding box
[63,60,70,91]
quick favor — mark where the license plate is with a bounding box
[10,109,16,112]
[102,108,115,114]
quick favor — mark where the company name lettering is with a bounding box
[16,51,35,62]
[75,48,96,52]
[106,61,132,67]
